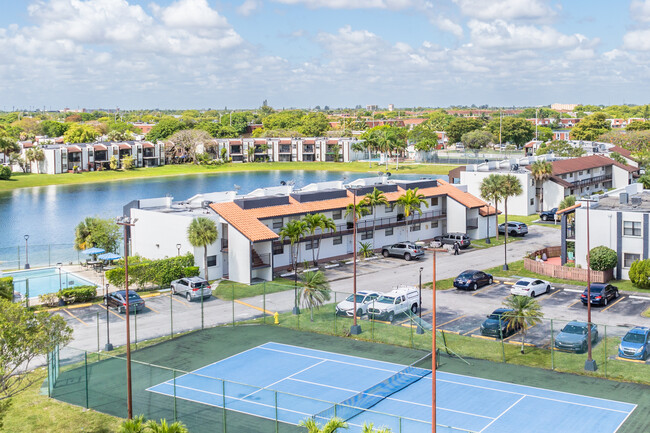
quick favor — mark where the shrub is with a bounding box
[109,155,119,170]
[39,293,60,307]
[629,259,650,290]
[121,155,134,170]
[107,253,195,288]
[60,285,97,304]
[183,266,200,277]
[0,166,12,180]
[0,276,13,300]
[589,246,618,271]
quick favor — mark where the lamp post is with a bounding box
[105,283,113,351]
[584,199,597,371]
[24,234,30,269]
[416,266,424,334]
[116,215,137,419]
[56,262,64,306]
[176,243,181,257]
[350,189,361,335]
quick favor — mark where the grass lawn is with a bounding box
[2,369,121,433]
[470,236,522,249]
[424,277,456,291]
[643,307,650,318]
[213,277,298,301]
[0,162,459,193]
[498,214,561,229]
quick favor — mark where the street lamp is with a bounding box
[104,283,113,351]
[116,215,138,419]
[176,243,181,257]
[416,267,424,335]
[24,234,30,269]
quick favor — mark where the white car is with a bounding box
[510,277,552,297]
[367,286,419,322]
[336,291,380,317]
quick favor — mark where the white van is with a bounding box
[367,286,419,322]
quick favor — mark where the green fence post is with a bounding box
[550,319,555,370]
[410,319,414,348]
[173,370,177,422]
[46,351,51,398]
[604,324,607,378]
[25,279,30,309]
[134,307,138,349]
[96,312,100,353]
[232,283,235,327]
[84,351,89,409]
[274,391,279,433]
[170,291,174,339]
[263,282,267,325]
[201,286,204,330]
[399,416,402,433]
[499,317,506,363]
[222,380,227,433]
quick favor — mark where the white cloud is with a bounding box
[623,29,650,50]
[631,0,650,22]
[467,19,583,50]
[273,0,415,10]
[152,0,230,28]
[237,0,262,16]
[433,16,464,37]
[453,0,556,21]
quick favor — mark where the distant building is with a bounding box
[388,104,394,112]
[132,123,155,134]
[551,103,578,111]
[366,105,378,111]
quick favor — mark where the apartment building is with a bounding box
[215,137,361,163]
[128,177,497,285]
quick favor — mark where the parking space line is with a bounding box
[234,299,275,315]
[438,314,467,327]
[170,295,191,307]
[98,304,125,320]
[543,289,563,299]
[62,308,89,326]
[567,299,582,308]
[471,286,493,296]
[462,326,480,336]
[471,334,495,341]
[441,330,460,335]
[601,296,626,312]
[66,302,93,310]
[504,340,536,347]
[145,305,160,314]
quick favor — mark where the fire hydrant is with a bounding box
[274,312,279,325]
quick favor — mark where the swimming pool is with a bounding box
[5,267,97,299]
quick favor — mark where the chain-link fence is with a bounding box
[0,243,81,271]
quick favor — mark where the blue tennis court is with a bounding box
[147,342,636,432]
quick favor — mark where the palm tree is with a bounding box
[362,422,392,433]
[358,241,373,258]
[146,419,189,433]
[530,161,553,212]
[360,188,389,249]
[500,175,523,270]
[299,417,348,433]
[396,188,429,240]
[279,219,308,272]
[118,415,147,433]
[246,145,255,162]
[479,174,503,241]
[638,173,650,189]
[187,217,218,281]
[300,270,331,321]
[500,295,544,354]
[302,213,336,266]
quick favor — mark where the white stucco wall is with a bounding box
[461,170,535,215]
[542,180,567,210]
[612,166,632,190]
[446,198,467,234]
[227,227,251,285]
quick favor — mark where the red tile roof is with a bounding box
[118,143,131,150]
[67,145,82,152]
[609,145,633,159]
[551,155,637,175]
[94,144,107,151]
[142,142,154,149]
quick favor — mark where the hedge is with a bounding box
[589,246,618,271]
[106,253,196,289]
[60,285,97,304]
[0,276,13,301]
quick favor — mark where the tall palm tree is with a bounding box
[500,295,544,354]
[479,174,504,241]
[530,160,553,212]
[279,219,308,272]
[302,213,336,266]
[299,417,348,433]
[396,188,429,240]
[360,188,389,249]
[300,270,331,321]
[501,175,523,270]
[187,217,218,281]
[345,200,369,247]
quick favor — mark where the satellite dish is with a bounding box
[280,181,286,186]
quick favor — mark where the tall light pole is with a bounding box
[116,215,137,419]
[535,108,539,141]
[584,200,597,371]
[416,266,424,334]
[350,189,361,335]
[105,283,113,351]
[24,234,30,269]
[176,243,181,257]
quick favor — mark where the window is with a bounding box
[431,221,438,228]
[333,236,342,245]
[207,255,217,267]
[385,203,394,213]
[385,227,393,236]
[305,239,319,250]
[332,210,342,220]
[579,171,583,176]
[624,253,640,268]
[410,223,421,232]
[530,198,534,205]
[273,243,284,255]
[623,221,642,237]
[361,231,373,240]
[587,169,591,174]
[431,197,438,206]
[272,218,283,229]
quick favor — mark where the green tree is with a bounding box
[0,136,20,164]
[167,129,212,164]
[146,419,189,433]
[74,217,121,253]
[530,161,553,212]
[446,117,484,144]
[263,110,305,131]
[362,422,392,433]
[146,118,184,142]
[358,241,373,258]
[535,140,585,157]
[118,415,147,433]
[500,175,523,268]
[279,219,308,272]
[24,146,45,174]
[38,120,69,137]
[487,117,535,147]
[536,126,554,142]
[0,166,11,180]
[63,124,100,143]
[299,417,348,433]
[610,152,626,164]
[187,217,218,281]
[196,121,222,137]
[424,110,453,131]
[302,213,336,266]
[121,155,134,170]
[360,188,389,248]
[299,270,331,321]
[396,188,429,240]
[638,173,650,189]
[300,112,330,136]
[589,246,618,271]
[631,150,650,169]
[461,130,495,155]
[345,200,370,247]
[629,259,650,290]
[500,295,544,353]
[570,112,610,141]
[107,129,135,141]
[479,174,504,240]
[0,298,72,427]
[408,125,439,152]
[625,120,650,131]
[109,155,119,170]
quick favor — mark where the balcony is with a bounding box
[569,174,612,189]
[252,250,271,269]
[466,218,478,229]
[303,145,314,153]
[230,146,242,155]
[279,145,291,153]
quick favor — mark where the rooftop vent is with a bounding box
[620,193,629,204]
[234,195,290,209]
[630,196,642,206]
[291,189,348,203]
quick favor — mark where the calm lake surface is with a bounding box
[0,170,445,248]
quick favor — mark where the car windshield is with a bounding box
[588,287,603,293]
[515,281,530,286]
[346,294,365,302]
[623,333,646,344]
[488,313,504,320]
[377,296,395,304]
[563,325,587,334]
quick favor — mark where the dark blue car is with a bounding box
[480,308,519,338]
[454,270,493,291]
[581,283,619,306]
[539,208,558,221]
[618,327,650,360]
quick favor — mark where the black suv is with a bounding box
[433,233,471,248]
[105,290,145,314]
[539,208,558,221]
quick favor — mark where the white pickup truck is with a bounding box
[367,286,419,322]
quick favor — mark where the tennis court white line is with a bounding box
[614,406,638,432]
[286,377,494,421]
[478,395,526,433]
[240,360,326,402]
[167,345,261,383]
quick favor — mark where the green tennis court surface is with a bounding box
[48,325,650,432]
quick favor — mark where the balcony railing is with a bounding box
[303,146,314,153]
[279,146,291,153]
[569,174,612,188]
[251,250,271,269]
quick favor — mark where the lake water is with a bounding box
[0,170,445,248]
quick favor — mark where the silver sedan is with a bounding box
[510,277,551,297]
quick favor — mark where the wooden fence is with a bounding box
[524,258,613,283]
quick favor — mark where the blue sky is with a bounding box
[1,0,649,110]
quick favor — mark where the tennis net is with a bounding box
[313,359,432,423]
